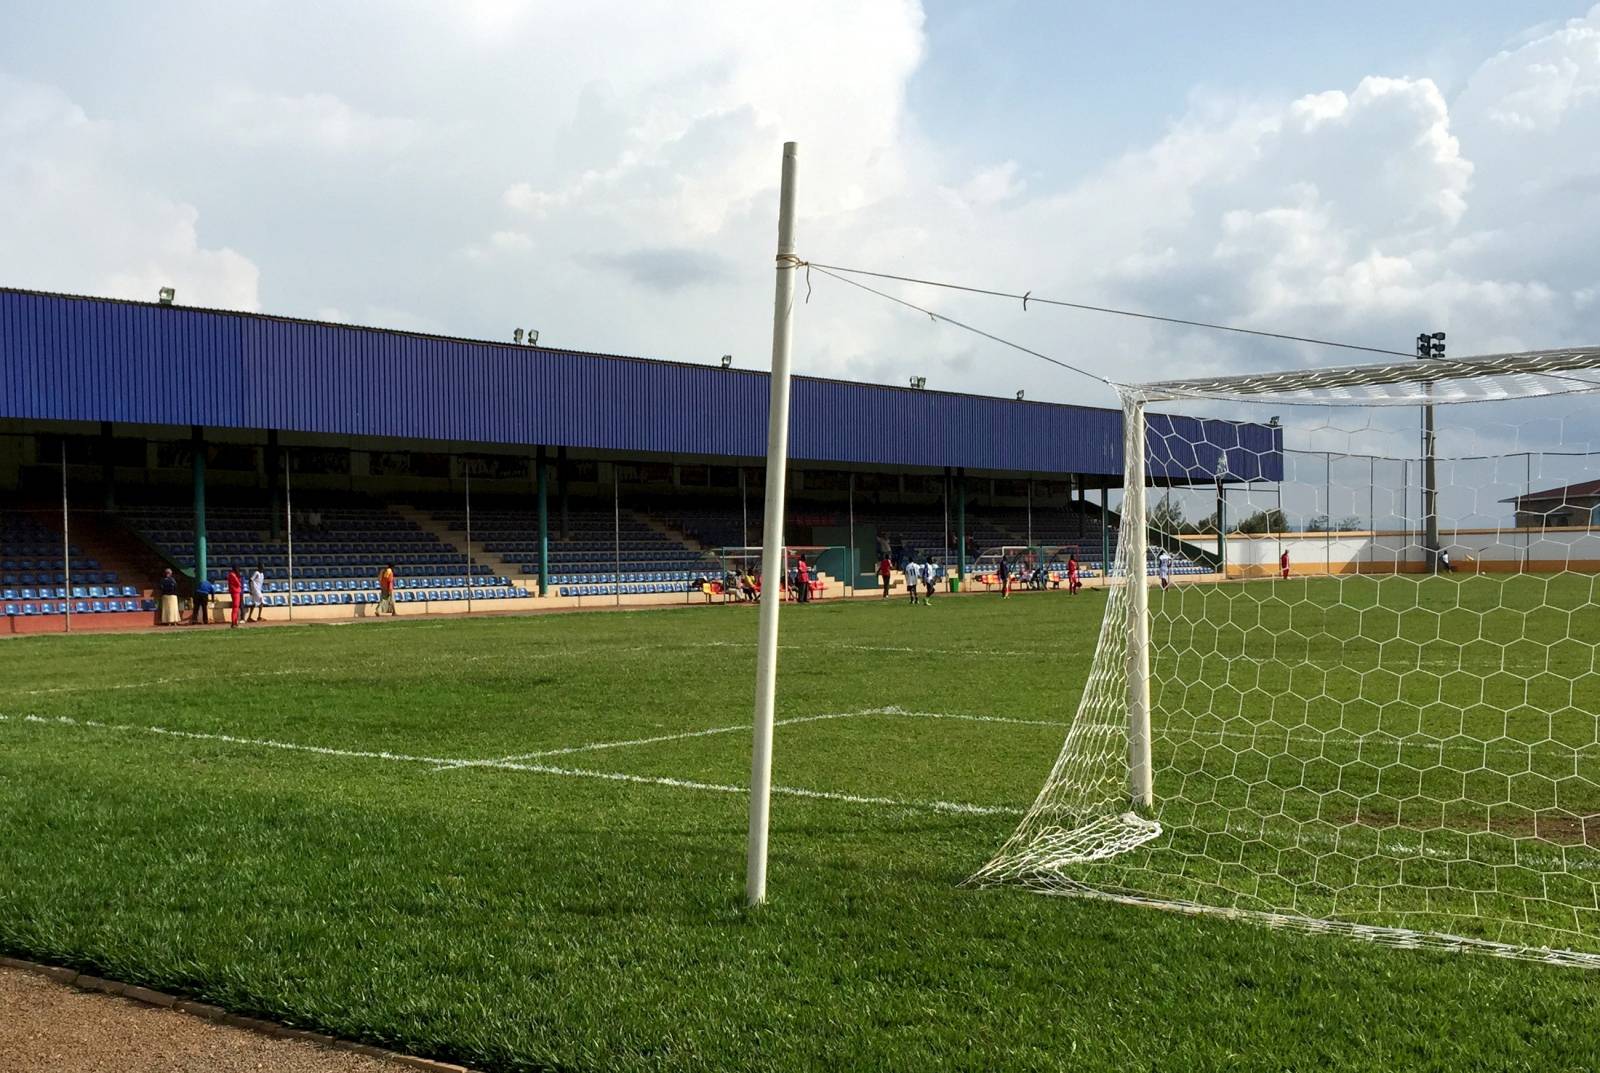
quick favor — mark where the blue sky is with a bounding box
[913,2,1578,177]
[1,1,1597,410]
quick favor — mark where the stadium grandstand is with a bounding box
[0,286,1279,631]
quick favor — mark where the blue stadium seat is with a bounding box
[3,603,16,617]
[22,602,37,616]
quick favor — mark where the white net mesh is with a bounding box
[973,353,1600,968]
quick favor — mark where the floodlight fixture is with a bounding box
[527,329,539,346]
[721,354,733,368]
[513,329,525,344]
[1015,389,1025,400]
[158,287,175,305]
[909,375,927,389]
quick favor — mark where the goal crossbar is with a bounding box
[1134,346,1600,405]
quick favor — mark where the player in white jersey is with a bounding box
[903,559,922,605]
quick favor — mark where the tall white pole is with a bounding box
[847,471,855,598]
[1124,396,1152,809]
[61,440,72,634]
[614,468,622,608]
[747,141,799,906]
[1026,478,1033,548]
[943,472,950,566]
[285,451,294,620]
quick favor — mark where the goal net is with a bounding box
[972,348,1600,967]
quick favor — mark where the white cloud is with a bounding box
[0,75,259,310]
[953,161,1025,208]
[1465,7,1600,130]
[4,2,1600,408]
[205,88,418,152]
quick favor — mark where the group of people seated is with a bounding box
[702,557,819,603]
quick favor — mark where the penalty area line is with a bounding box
[0,713,1023,818]
[433,705,1072,772]
[433,707,889,771]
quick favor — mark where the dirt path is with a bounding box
[0,966,448,1072]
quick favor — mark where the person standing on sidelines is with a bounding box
[227,565,243,629]
[923,559,939,603]
[998,555,1011,599]
[247,565,266,622]
[795,555,812,604]
[1158,550,1172,590]
[878,555,893,599]
[377,563,397,615]
[1066,554,1080,595]
[156,568,179,626]
[904,556,922,605]
[190,576,213,625]
[1279,548,1290,580]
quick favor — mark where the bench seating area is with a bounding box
[4,585,154,616]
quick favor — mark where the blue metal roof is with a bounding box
[0,287,1280,480]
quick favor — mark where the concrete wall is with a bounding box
[1221,528,1600,576]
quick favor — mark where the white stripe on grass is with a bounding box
[434,706,1072,772]
[434,708,886,770]
[0,713,1022,818]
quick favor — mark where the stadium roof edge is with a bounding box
[0,284,1113,416]
[0,284,1283,481]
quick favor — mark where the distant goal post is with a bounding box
[713,545,847,600]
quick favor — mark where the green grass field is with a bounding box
[2,585,1598,1072]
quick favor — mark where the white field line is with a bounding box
[433,708,885,770]
[1028,886,1600,971]
[692,639,1063,659]
[435,705,1074,773]
[0,713,1023,818]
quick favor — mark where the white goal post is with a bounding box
[973,347,1600,968]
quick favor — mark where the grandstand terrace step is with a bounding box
[390,504,515,582]
[1,501,154,600]
[421,502,723,589]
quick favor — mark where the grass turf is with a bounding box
[1,584,1597,1072]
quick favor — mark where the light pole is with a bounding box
[1215,451,1228,577]
[1417,331,1445,571]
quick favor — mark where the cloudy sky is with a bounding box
[2,1,1599,412]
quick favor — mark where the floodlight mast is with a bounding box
[746,141,799,906]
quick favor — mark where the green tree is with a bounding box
[1236,508,1287,534]
[1151,499,1187,533]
